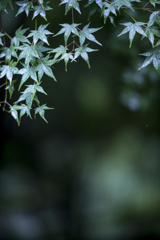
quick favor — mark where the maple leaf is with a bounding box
[36,55,56,81]
[102,2,117,24]
[113,0,140,11]
[0,0,13,13]
[138,48,160,74]
[16,83,47,108]
[0,45,18,61]
[60,52,74,71]
[10,105,19,122]
[11,26,30,47]
[16,0,33,17]
[35,104,53,123]
[79,22,102,46]
[118,22,146,47]
[0,61,18,84]
[60,0,81,15]
[73,44,97,68]
[85,0,102,20]
[5,80,17,98]
[18,44,39,66]
[0,33,5,46]
[142,26,160,47]
[86,0,103,8]
[18,66,38,90]
[49,45,68,60]
[34,41,51,58]
[147,11,159,27]
[27,24,52,45]
[150,0,160,7]
[32,1,52,20]
[16,104,32,118]
[55,23,80,46]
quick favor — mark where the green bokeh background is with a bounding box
[0,1,160,239]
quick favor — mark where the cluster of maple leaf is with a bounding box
[0,0,160,125]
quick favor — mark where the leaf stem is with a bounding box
[35,17,37,31]
[122,9,137,23]
[4,31,12,40]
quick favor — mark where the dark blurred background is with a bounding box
[0,1,160,240]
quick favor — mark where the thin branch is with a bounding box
[0,83,6,88]
[75,42,80,48]
[72,7,74,24]
[143,1,150,9]
[67,41,74,48]
[76,26,81,31]
[0,101,11,107]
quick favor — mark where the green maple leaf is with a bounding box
[0,33,5,46]
[17,104,32,118]
[0,45,18,61]
[49,45,67,60]
[10,105,19,122]
[79,22,102,46]
[150,0,160,7]
[5,80,17,99]
[60,52,74,71]
[102,2,117,24]
[86,0,103,8]
[147,11,159,27]
[35,41,51,58]
[35,41,51,51]
[16,92,32,107]
[118,22,146,48]
[85,0,102,20]
[12,26,30,47]
[138,48,160,74]
[60,0,81,15]
[142,26,160,47]
[0,0,13,13]
[18,44,39,66]
[23,84,39,95]
[149,26,160,38]
[16,83,46,108]
[113,0,140,11]
[27,24,52,45]
[35,104,53,123]
[0,61,18,83]
[73,44,97,68]
[11,103,32,123]
[143,28,154,47]
[32,5,46,20]
[55,23,80,46]
[32,1,52,20]
[16,0,33,17]
[18,66,38,90]
[36,55,56,81]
